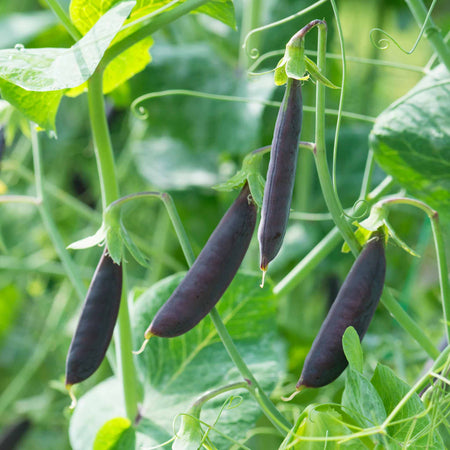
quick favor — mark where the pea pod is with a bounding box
[258,77,303,272]
[297,235,386,389]
[145,183,256,339]
[65,248,122,388]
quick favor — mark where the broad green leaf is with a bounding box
[93,417,136,450]
[0,79,64,132]
[342,326,364,373]
[0,1,135,91]
[342,368,386,429]
[370,65,450,223]
[68,0,235,94]
[195,0,236,29]
[70,0,235,33]
[371,364,444,448]
[69,378,172,450]
[280,405,367,449]
[69,272,285,449]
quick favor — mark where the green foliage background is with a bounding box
[0,0,449,448]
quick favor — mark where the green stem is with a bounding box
[274,227,341,296]
[102,0,210,69]
[191,381,249,411]
[0,195,40,205]
[159,193,291,434]
[381,289,439,358]
[87,71,138,420]
[44,0,82,41]
[378,197,450,346]
[30,126,85,302]
[359,150,375,200]
[404,0,450,71]
[313,23,362,256]
[87,71,119,208]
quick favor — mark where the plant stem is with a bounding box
[87,71,119,209]
[209,309,291,434]
[30,125,85,302]
[45,0,82,41]
[404,0,450,71]
[0,195,40,205]
[382,289,439,358]
[102,0,210,68]
[159,192,292,434]
[313,23,361,256]
[87,71,138,420]
[359,150,375,200]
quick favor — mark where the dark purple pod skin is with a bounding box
[148,183,257,338]
[0,418,31,450]
[65,248,122,386]
[297,236,386,389]
[258,78,302,271]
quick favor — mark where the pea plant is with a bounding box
[0,0,449,448]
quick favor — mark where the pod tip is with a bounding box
[259,266,267,288]
[66,384,77,409]
[281,386,304,402]
[132,337,150,355]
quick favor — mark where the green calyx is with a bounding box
[274,34,339,89]
[343,204,419,257]
[274,38,308,86]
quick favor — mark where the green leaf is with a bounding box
[106,227,122,265]
[68,0,153,96]
[342,326,364,373]
[195,0,236,29]
[371,364,444,448]
[132,272,285,448]
[0,79,64,132]
[342,368,386,428]
[213,147,267,207]
[304,56,340,89]
[93,417,136,450]
[370,64,450,223]
[67,225,106,250]
[120,219,150,268]
[0,1,135,91]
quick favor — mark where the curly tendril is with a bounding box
[344,199,370,221]
[241,0,328,59]
[369,0,438,54]
[247,49,284,76]
[131,89,281,120]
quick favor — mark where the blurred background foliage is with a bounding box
[0,0,448,448]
